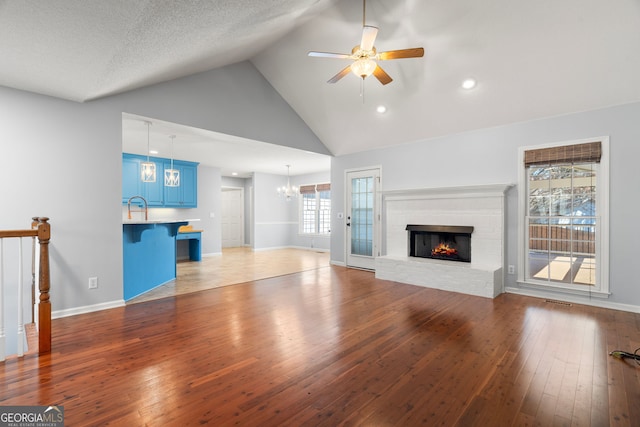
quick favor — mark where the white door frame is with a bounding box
[345,166,382,270]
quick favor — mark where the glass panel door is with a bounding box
[346,168,380,270]
[351,176,373,256]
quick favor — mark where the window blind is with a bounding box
[299,185,316,194]
[524,141,602,165]
[299,183,330,194]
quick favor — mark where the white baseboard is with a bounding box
[289,246,330,253]
[330,260,346,267]
[505,286,640,313]
[52,300,125,319]
[225,245,330,253]
[253,245,289,252]
[202,252,222,257]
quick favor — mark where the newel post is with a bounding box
[36,217,51,353]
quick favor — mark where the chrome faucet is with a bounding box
[127,195,148,221]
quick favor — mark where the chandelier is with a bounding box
[277,165,298,201]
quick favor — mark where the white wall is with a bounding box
[252,172,295,250]
[194,165,222,256]
[331,101,640,310]
[1,89,123,314]
[0,61,329,316]
[244,177,254,246]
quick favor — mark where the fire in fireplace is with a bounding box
[406,225,473,263]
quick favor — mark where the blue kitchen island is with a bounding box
[123,219,196,300]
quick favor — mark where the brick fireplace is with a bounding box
[375,184,512,298]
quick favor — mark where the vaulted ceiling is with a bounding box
[2,0,639,170]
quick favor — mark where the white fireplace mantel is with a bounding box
[382,183,513,201]
[376,183,513,298]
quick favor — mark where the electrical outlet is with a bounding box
[88,276,98,289]
[508,265,515,275]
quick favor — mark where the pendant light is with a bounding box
[140,121,156,182]
[164,135,180,187]
[277,165,298,201]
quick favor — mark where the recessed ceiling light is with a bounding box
[376,105,387,113]
[232,172,238,176]
[149,150,159,154]
[462,78,477,89]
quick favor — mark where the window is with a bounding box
[300,183,331,235]
[518,138,609,295]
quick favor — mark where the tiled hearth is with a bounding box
[375,184,512,298]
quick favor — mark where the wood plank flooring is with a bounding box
[1,264,639,426]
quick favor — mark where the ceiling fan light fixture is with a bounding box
[308,0,423,87]
[351,58,377,78]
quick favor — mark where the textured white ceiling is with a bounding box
[2,0,640,170]
[0,0,334,101]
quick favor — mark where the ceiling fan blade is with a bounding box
[360,25,378,51]
[373,65,393,85]
[327,65,353,84]
[308,51,351,59]
[378,47,425,60]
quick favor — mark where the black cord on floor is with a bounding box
[609,347,640,365]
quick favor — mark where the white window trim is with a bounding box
[298,185,331,236]
[517,136,610,297]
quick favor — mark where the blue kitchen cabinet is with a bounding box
[122,153,165,206]
[122,153,198,208]
[163,160,198,208]
[122,154,142,204]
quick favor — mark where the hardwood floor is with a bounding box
[1,265,639,426]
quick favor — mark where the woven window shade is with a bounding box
[299,185,316,194]
[524,141,602,165]
[316,183,331,192]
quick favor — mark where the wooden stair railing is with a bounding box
[0,217,51,360]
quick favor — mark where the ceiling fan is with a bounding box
[308,0,424,85]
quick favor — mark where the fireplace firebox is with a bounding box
[406,225,473,263]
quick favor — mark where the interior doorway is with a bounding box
[221,187,244,248]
